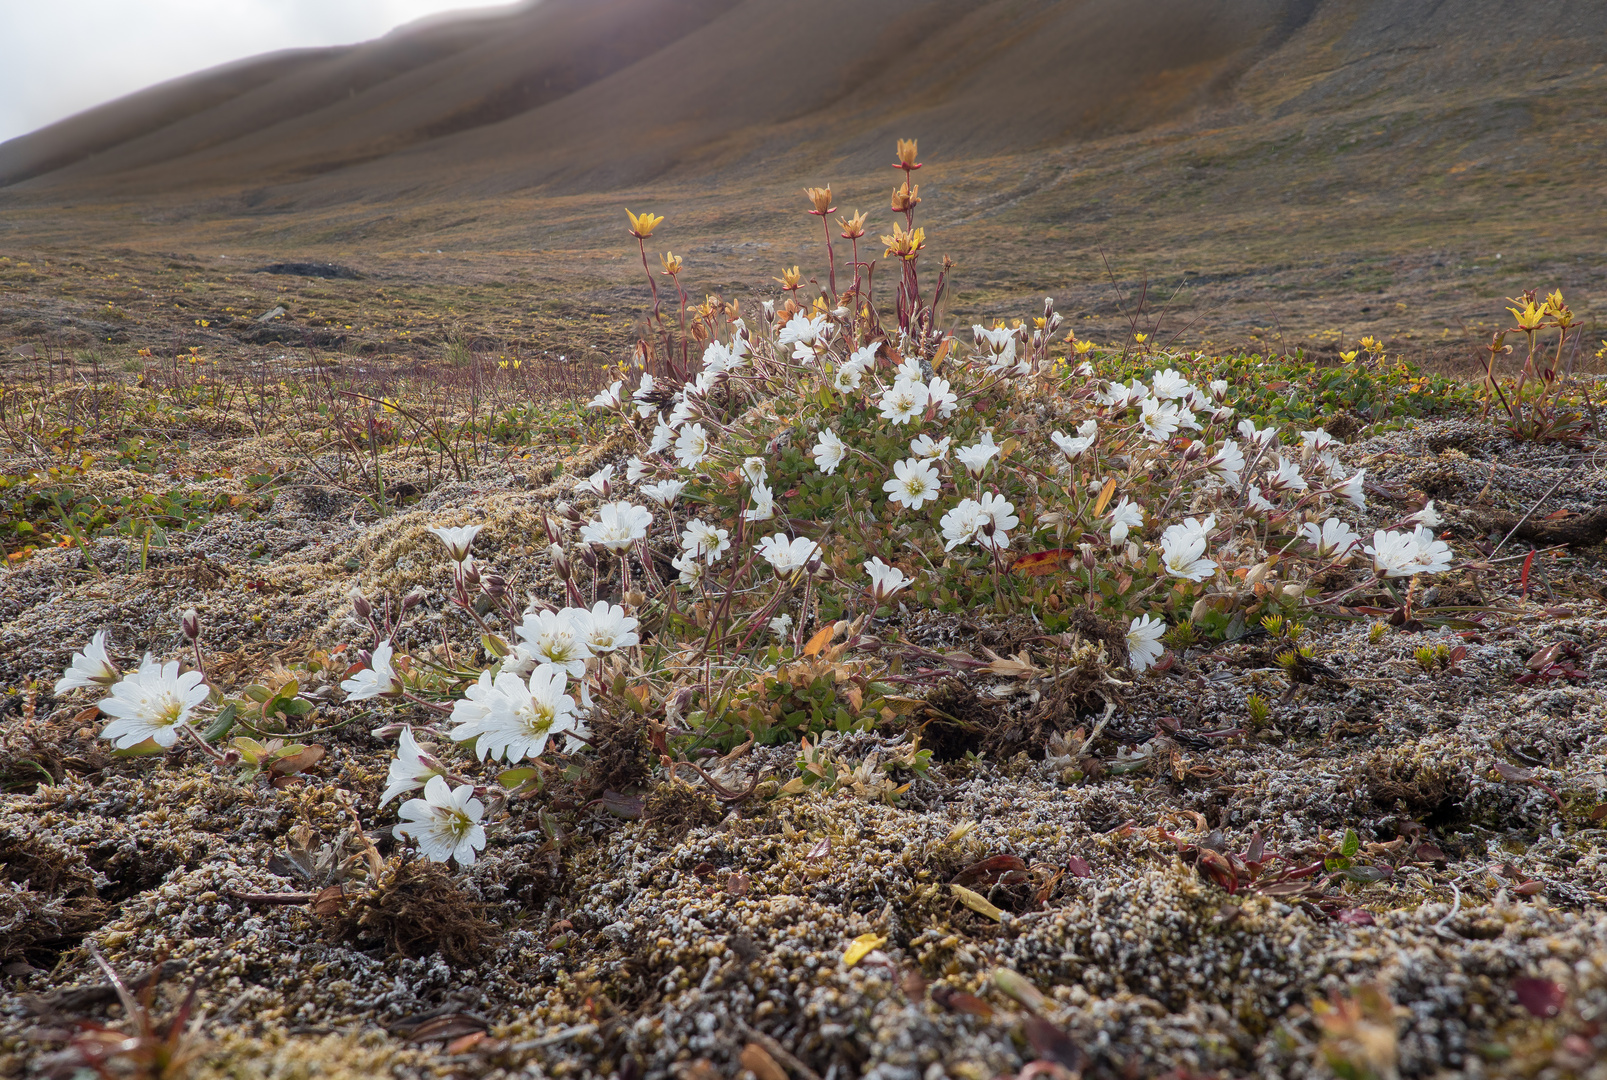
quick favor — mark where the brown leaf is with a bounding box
[268,744,325,778]
[1025,1016,1081,1070]
[404,1013,489,1044]
[901,967,928,1000]
[1411,842,1448,863]
[952,855,1028,887]
[931,985,993,1019]
[692,861,716,879]
[1589,803,1607,821]
[739,1043,788,1080]
[803,623,836,657]
[1334,908,1376,926]
[310,884,347,919]
[1512,977,1566,1018]
[1065,855,1092,879]
[806,837,831,860]
[446,1031,489,1055]
[1011,549,1077,577]
[726,872,752,896]
[1091,476,1117,517]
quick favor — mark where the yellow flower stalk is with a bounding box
[891,181,921,213]
[659,251,683,276]
[837,210,867,239]
[774,265,803,290]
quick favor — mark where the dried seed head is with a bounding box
[180,608,202,641]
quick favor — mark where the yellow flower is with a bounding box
[804,186,835,215]
[879,223,926,261]
[626,209,664,239]
[1359,335,1381,353]
[1339,350,1359,363]
[1596,340,1607,361]
[837,210,867,239]
[1505,297,1547,331]
[1134,333,1148,344]
[659,251,683,275]
[774,266,803,290]
[1033,317,1047,330]
[382,397,399,414]
[891,181,921,213]
[894,138,920,169]
[1073,340,1092,355]
[1544,289,1574,328]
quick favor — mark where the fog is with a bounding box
[0,0,511,144]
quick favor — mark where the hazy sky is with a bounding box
[0,1,510,145]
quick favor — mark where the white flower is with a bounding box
[878,379,929,426]
[1159,516,1217,581]
[769,613,794,639]
[702,341,737,373]
[1367,526,1452,578]
[1301,428,1333,454]
[1302,517,1362,559]
[380,727,444,806]
[671,551,706,585]
[1126,615,1167,672]
[97,655,209,749]
[926,376,959,418]
[393,775,486,866]
[757,534,821,576]
[973,492,1018,550]
[883,457,942,510]
[579,501,653,552]
[427,523,482,566]
[953,431,999,477]
[632,373,658,417]
[893,355,924,382]
[1107,496,1144,545]
[1209,440,1245,488]
[577,601,640,654]
[864,557,912,601]
[973,324,1018,371]
[1209,379,1229,398]
[649,419,675,454]
[910,434,950,459]
[674,423,710,469]
[55,631,120,695]
[741,456,768,487]
[451,667,582,762]
[1246,485,1277,513]
[667,395,695,430]
[572,465,613,498]
[1338,469,1367,511]
[588,380,623,410]
[813,428,846,474]
[1237,418,1277,447]
[744,482,776,522]
[1405,500,1442,528]
[1269,456,1308,493]
[690,368,720,397]
[681,519,731,564]
[832,363,866,393]
[1050,420,1097,459]
[625,456,650,483]
[940,499,986,551]
[1140,397,1181,442]
[342,640,404,700]
[1150,369,1192,400]
[514,609,592,677]
[640,478,686,507]
[779,313,828,353]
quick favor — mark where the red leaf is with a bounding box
[952,855,1028,887]
[1334,908,1376,926]
[1519,549,1536,601]
[930,986,993,1019]
[1411,842,1447,863]
[1024,1016,1081,1069]
[1011,549,1077,577]
[1512,977,1566,1018]
[1065,855,1092,879]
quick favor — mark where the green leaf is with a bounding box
[202,704,238,742]
[243,684,272,703]
[498,767,538,788]
[1341,828,1360,858]
[112,737,166,758]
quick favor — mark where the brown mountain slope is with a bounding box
[2,0,1317,200]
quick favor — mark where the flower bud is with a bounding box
[557,501,583,524]
[805,554,824,577]
[221,748,241,767]
[1078,542,1097,570]
[400,590,426,614]
[482,573,508,600]
[579,546,599,570]
[180,608,202,641]
[351,590,373,620]
[461,560,482,586]
[548,543,571,577]
[623,588,646,609]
